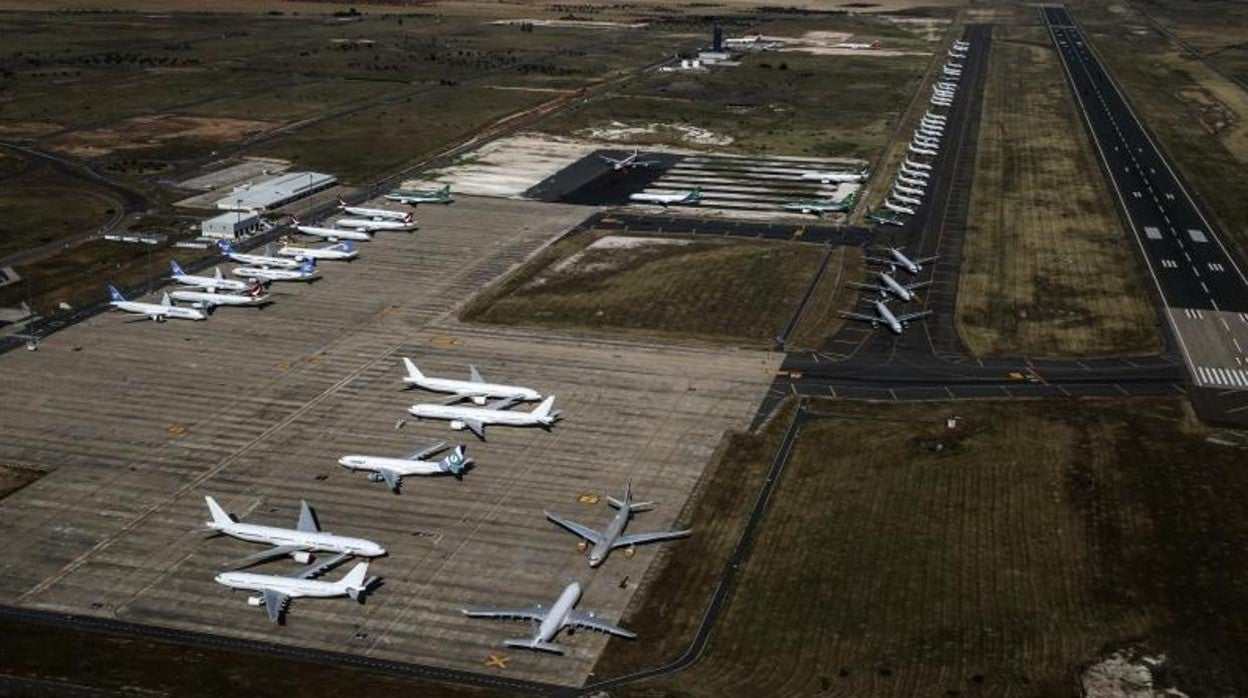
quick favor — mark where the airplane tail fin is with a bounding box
[340,562,371,600]
[440,445,469,476]
[504,638,565,655]
[337,196,348,208]
[341,241,356,252]
[401,357,423,382]
[204,496,235,527]
[160,292,172,307]
[300,259,316,274]
[532,396,557,420]
[170,259,185,276]
[214,267,224,280]
[107,284,125,303]
[438,184,451,198]
[217,239,233,254]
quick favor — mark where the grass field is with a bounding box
[786,245,866,351]
[958,24,1161,357]
[602,397,1248,696]
[461,233,826,348]
[1069,0,1248,268]
[0,163,120,262]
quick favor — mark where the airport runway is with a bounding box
[1043,5,1248,425]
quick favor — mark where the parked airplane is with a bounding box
[462,582,634,654]
[896,175,928,190]
[233,259,319,283]
[385,184,453,205]
[780,191,856,216]
[866,207,906,226]
[930,99,952,109]
[278,241,358,262]
[799,170,868,184]
[401,358,541,405]
[834,40,881,50]
[884,199,918,216]
[337,198,409,221]
[911,136,941,149]
[900,165,931,180]
[291,217,372,242]
[218,240,301,269]
[203,495,386,569]
[546,482,692,567]
[894,182,926,197]
[840,299,932,335]
[629,187,702,206]
[870,247,936,274]
[335,216,416,232]
[169,260,250,292]
[891,190,923,206]
[338,442,471,493]
[904,157,934,170]
[917,127,944,140]
[921,113,947,124]
[600,149,659,171]
[898,171,929,185]
[910,143,939,156]
[215,556,376,624]
[918,121,944,133]
[849,271,931,302]
[170,284,271,310]
[408,396,560,440]
[108,285,206,322]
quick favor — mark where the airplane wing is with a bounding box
[565,611,636,638]
[292,552,351,580]
[863,256,893,266]
[296,500,320,533]
[486,396,520,411]
[914,256,939,265]
[895,309,934,323]
[462,604,546,623]
[614,529,693,549]
[905,280,933,291]
[462,418,485,440]
[404,440,448,461]
[598,154,621,166]
[839,311,878,323]
[846,282,886,292]
[378,468,402,493]
[469,365,485,383]
[220,544,309,570]
[545,512,602,544]
[262,588,290,624]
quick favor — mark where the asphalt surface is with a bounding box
[569,210,874,246]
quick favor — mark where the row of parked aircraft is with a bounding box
[839,247,936,335]
[205,358,688,652]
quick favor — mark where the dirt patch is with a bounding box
[47,114,275,158]
[1175,86,1239,135]
[580,121,734,147]
[0,121,62,137]
[1083,648,1190,697]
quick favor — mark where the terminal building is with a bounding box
[201,210,262,240]
[215,171,336,212]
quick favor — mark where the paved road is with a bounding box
[1043,5,1248,424]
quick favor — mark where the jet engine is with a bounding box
[368,472,386,483]
[291,551,313,564]
[247,596,264,607]
[154,315,167,323]
[471,396,487,405]
[450,420,466,431]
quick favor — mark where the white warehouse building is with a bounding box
[201,210,262,240]
[215,171,336,212]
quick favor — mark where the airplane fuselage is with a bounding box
[172,272,249,292]
[215,571,348,599]
[170,289,269,307]
[880,272,914,301]
[408,403,551,429]
[888,248,922,273]
[227,252,302,269]
[799,171,866,184]
[208,520,385,558]
[589,508,632,567]
[406,375,540,404]
[297,225,371,241]
[335,218,413,232]
[278,245,357,261]
[537,582,581,642]
[338,455,443,477]
[111,300,205,321]
[340,205,408,220]
[874,301,905,335]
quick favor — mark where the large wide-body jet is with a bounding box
[108,285,205,322]
[866,207,906,226]
[869,247,937,274]
[233,259,318,283]
[799,170,868,184]
[204,495,385,569]
[780,192,856,216]
[385,184,453,205]
[462,582,634,654]
[218,240,301,269]
[338,442,471,493]
[337,198,410,221]
[849,271,930,302]
[335,216,415,232]
[215,556,376,624]
[408,396,560,440]
[401,358,541,405]
[170,260,250,292]
[278,241,358,261]
[841,299,932,335]
[884,199,918,216]
[600,149,659,171]
[629,187,702,206]
[546,482,692,567]
[292,218,372,242]
[170,284,271,310]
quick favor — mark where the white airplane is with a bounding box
[217,240,302,269]
[233,259,319,283]
[290,217,372,242]
[910,140,940,153]
[169,260,250,292]
[834,40,881,50]
[909,143,939,157]
[891,190,923,206]
[107,285,206,323]
[277,241,358,261]
[461,581,634,654]
[904,158,934,170]
[335,216,415,232]
[546,482,691,568]
[932,89,956,99]
[947,61,964,69]
[338,442,472,493]
[922,113,947,124]
[884,199,917,216]
[919,119,945,131]
[600,149,660,171]
[840,299,932,335]
[913,135,941,147]
[894,182,925,197]
[203,495,386,569]
[629,187,702,206]
[930,99,952,109]
[897,173,928,188]
[337,197,410,221]
[799,170,868,184]
[849,271,931,302]
[869,247,937,274]
[384,184,453,206]
[408,395,560,440]
[900,165,931,179]
[170,284,271,310]
[401,358,541,405]
[917,127,944,139]
[215,556,376,624]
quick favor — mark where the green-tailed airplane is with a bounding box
[385,184,453,205]
[780,191,856,216]
[865,206,905,227]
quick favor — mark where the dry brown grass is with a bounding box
[45,115,274,159]
[787,245,867,351]
[957,25,1161,357]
